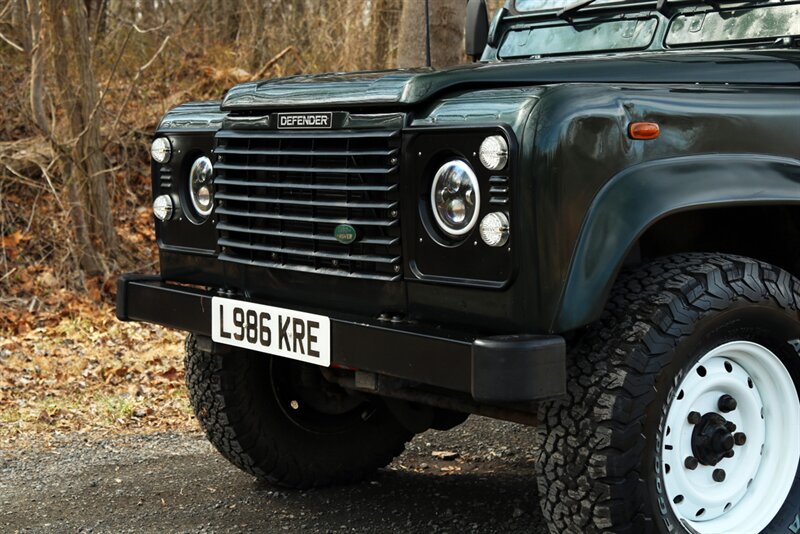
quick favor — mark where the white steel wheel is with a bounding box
[661,341,800,534]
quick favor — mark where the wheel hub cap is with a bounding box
[691,411,738,466]
[660,341,800,534]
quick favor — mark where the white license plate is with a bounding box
[211,297,331,367]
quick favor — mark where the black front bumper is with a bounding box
[116,274,566,403]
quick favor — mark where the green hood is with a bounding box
[220,50,800,111]
[221,69,429,111]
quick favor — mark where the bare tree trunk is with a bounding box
[396,0,425,68]
[429,0,467,67]
[64,0,116,254]
[15,0,32,54]
[46,0,102,275]
[236,0,272,72]
[396,0,466,68]
[27,0,48,133]
[342,0,367,70]
[44,0,116,275]
[86,0,107,44]
[368,0,402,70]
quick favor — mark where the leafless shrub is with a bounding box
[0,0,502,302]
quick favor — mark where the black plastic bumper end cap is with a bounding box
[471,335,566,403]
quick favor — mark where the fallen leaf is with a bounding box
[439,465,461,472]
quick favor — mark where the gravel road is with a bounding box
[0,417,549,533]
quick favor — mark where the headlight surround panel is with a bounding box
[151,133,218,253]
[405,126,515,288]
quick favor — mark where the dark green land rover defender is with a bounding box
[117,1,800,532]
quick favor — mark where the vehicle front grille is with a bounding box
[214,128,402,281]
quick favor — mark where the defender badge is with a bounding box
[277,112,333,129]
[334,224,357,245]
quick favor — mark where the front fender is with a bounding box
[555,153,800,332]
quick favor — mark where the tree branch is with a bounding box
[0,28,22,51]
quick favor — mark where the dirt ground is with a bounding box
[0,315,550,533]
[0,416,549,534]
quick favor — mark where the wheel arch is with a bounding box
[553,153,800,332]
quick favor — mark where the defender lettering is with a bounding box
[277,112,332,129]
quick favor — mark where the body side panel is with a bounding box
[532,84,800,331]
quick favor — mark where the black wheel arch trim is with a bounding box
[555,153,800,332]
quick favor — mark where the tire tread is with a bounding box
[535,253,800,533]
[184,336,411,489]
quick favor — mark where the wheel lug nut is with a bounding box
[713,468,726,482]
[725,421,737,433]
[734,432,747,446]
[688,411,702,425]
[718,394,737,413]
[685,456,699,470]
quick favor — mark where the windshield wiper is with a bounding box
[558,0,597,22]
[658,0,763,15]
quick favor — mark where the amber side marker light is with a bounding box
[629,122,660,140]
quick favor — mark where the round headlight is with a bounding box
[153,194,174,221]
[431,160,481,237]
[189,156,214,217]
[479,212,510,247]
[151,137,172,164]
[478,135,508,171]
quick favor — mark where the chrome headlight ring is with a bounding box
[430,160,481,237]
[189,156,214,218]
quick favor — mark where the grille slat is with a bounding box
[214,125,402,280]
[216,147,398,158]
[216,207,398,226]
[216,222,399,246]
[219,254,400,282]
[216,162,397,175]
[219,238,400,264]
[216,192,397,210]
[215,177,396,192]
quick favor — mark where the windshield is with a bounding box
[499,17,658,58]
[514,0,625,12]
[499,1,799,60]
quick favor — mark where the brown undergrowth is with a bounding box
[0,200,194,447]
[0,314,190,448]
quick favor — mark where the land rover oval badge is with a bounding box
[334,224,357,245]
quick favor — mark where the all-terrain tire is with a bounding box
[184,335,413,488]
[535,253,800,533]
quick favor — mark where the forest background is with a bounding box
[0,0,502,444]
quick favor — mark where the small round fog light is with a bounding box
[478,135,508,171]
[479,212,510,247]
[151,137,172,164]
[153,194,174,221]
